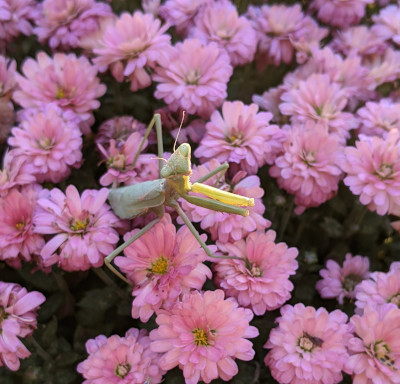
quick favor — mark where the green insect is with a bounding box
[105,113,254,283]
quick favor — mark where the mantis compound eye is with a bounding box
[178,143,190,157]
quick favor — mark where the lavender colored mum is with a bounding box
[195,100,286,174]
[33,185,125,271]
[13,52,106,134]
[35,0,113,50]
[0,281,45,370]
[153,38,232,119]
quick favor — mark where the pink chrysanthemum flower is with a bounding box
[0,0,39,45]
[150,289,259,384]
[340,129,400,215]
[0,150,35,197]
[214,230,298,315]
[269,123,344,215]
[290,17,329,65]
[362,47,400,88]
[98,131,158,187]
[0,55,17,139]
[372,5,400,46]
[345,304,400,383]
[13,52,106,135]
[309,0,373,28]
[190,1,257,66]
[153,38,233,119]
[0,184,45,269]
[78,328,166,384]
[93,11,171,92]
[156,107,206,144]
[355,267,400,313]
[357,99,400,138]
[0,282,45,371]
[142,0,161,17]
[95,116,147,151]
[280,74,357,142]
[180,159,269,243]
[8,104,82,184]
[35,0,113,50]
[330,26,387,58]
[265,303,351,384]
[195,101,286,174]
[33,185,124,271]
[115,214,212,322]
[316,253,370,305]
[246,4,308,68]
[304,47,374,101]
[252,86,286,123]
[0,55,16,98]
[159,0,212,35]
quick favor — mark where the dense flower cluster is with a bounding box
[316,253,370,304]
[94,11,171,91]
[265,304,351,384]
[13,52,106,134]
[34,0,113,50]
[33,185,125,271]
[195,100,285,174]
[153,38,233,118]
[214,230,298,315]
[1,0,400,383]
[115,214,211,322]
[0,281,45,370]
[150,290,259,384]
[78,328,166,383]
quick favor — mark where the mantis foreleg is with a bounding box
[195,162,229,186]
[171,202,244,262]
[104,217,161,284]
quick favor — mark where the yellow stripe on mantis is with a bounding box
[191,182,255,207]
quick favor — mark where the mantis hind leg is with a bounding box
[195,162,229,187]
[105,216,162,284]
[131,113,165,176]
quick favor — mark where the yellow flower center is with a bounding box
[185,70,201,85]
[70,219,88,232]
[376,163,394,180]
[114,363,131,378]
[0,306,8,326]
[373,340,396,370]
[298,332,323,352]
[56,87,66,99]
[150,256,169,275]
[388,292,400,308]
[249,264,263,277]
[301,150,316,166]
[15,222,25,231]
[342,273,363,293]
[192,327,209,346]
[38,137,55,150]
[226,132,243,147]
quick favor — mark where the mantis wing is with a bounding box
[108,179,166,219]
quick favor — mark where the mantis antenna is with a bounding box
[173,111,186,152]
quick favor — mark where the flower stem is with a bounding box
[278,195,294,241]
[28,336,52,362]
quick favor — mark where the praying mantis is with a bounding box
[105,113,254,283]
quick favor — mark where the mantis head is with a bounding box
[160,143,192,178]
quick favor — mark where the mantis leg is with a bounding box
[196,162,229,186]
[171,202,244,262]
[105,217,161,284]
[131,113,164,176]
